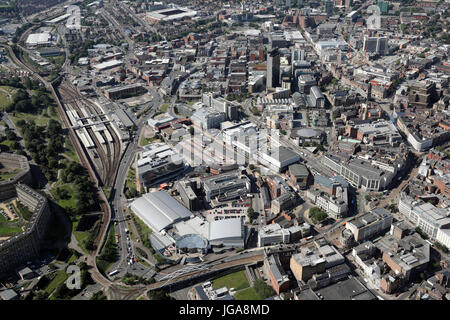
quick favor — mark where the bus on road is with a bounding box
[108,269,119,277]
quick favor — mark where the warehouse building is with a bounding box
[0,289,19,300]
[93,59,123,72]
[25,32,54,47]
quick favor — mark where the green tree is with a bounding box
[148,290,172,300]
[5,130,17,141]
[309,207,328,224]
[90,290,107,300]
[32,290,49,300]
[253,279,275,299]
[247,207,256,223]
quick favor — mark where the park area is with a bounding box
[0,200,30,239]
[0,167,20,181]
[50,184,77,212]
[211,270,276,300]
[0,86,17,109]
[0,214,24,239]
[212,270,250,291]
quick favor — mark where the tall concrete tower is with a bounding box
[267,48,280,89]
[325,1,334,17]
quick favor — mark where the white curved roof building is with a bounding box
[130,191,192,232]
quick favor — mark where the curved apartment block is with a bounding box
[0,184,52,277]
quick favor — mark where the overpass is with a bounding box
[145,253,264,293]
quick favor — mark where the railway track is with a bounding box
[57,84,106,183]
[100,130,112,185]
[105,123,121,188]
[56,80,126,251]
[68,82,121,187]
[5,41,116,291]
[59,84,113,249]
[57,80,122,187]
[109,284,146,300]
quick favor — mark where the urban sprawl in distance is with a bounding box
[0,0,449,303]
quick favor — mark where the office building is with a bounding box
[346,208,393,242]
[104,83,146,100]
[257,146,301,173]
[377,1,389,14]
[407,81,439,109]
[309,86,325,108]
[322,155,395,191]
[363,36,389,56]
[202,172,251,202]
[289,163,311,190]
[191,107,227,130]
[258,223,290,247]
[271,192,297,214]
[267,48,280,89]
[376,233,430,281]
[264,253,290,294]
[137,143,184,190]
[398,194,450,241]
[297,74,316,94]
[325,1,334,16]
[290,249,326,282]
[307,188,348,219]
[202,93,239,121]
[175,179,199,211]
